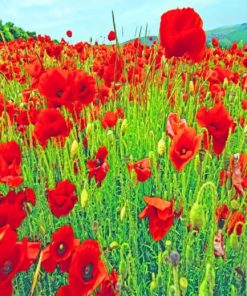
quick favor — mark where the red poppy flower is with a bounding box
[103,53,123,87]
[0,188,36,229]
[96,270,119,296]
[70,70,96,105]
[102,111,118,129]
[242,57,247,68]
[38,68,72,108]
[0,141,23,187]
[47,180,78,218]
[166,113,186,139]
[216,204,229,224]
[242,99,247,110]
[230,153,247,197]
[212,37,219,48]
[68,240,107,296]
[87,146,109,185]
[0,225,41,295]
[108,31,116,41]
[139,196,182,241]
[34,108,72,148]
[159,8,206,62]
[226,210,245,236]
[128,158,152,182]
[42,225,80,272]
[66,30,72,38]
[169,127,202,171]
[196,103,235,155]
[56,285,72,296]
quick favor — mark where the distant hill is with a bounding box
[125,23,247,48]
[206,23,247,47]
[0,20,36,42]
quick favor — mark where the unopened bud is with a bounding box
[120,204,126,221]
[120,119,128,135]
[80,188,88,208]
[157,138,165,155]
[190,202,205,231]
[70,140,79,158]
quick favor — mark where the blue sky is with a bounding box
[1,0,247,43]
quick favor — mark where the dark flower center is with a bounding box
[82,263,93,282]
[180,148,187,155]
[96,159,101,167]
[1,260,13,276]
[81,84,86,92]
[209,122,218,129]
[57,243,66,256]
[57,89,64,98]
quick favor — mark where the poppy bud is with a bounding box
[157,137,165,155]
[180,277,188,296]
[150,273,157,291]
[110,241,119,250]
[120,204,126,221]
[230,199,240,210]
[189,80,194,95]
[120,119,128,135]
[80,188,88,208]
[229,232,239,249]
[86,123,93,136]
[165,240,172,248]
[190,202,205,230]
[223,78,228,88]
[107,130,114,143]
[70,140,79,158]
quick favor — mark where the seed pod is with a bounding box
[80,188,88,208]
[190,202,205,230]
[70,140,79,158]
[170,251,180,266]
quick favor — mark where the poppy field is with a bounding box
[0,7,247,296]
